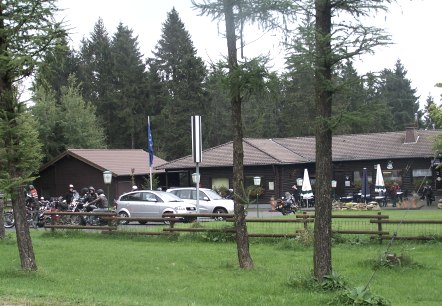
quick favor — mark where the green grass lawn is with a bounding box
[1,227,442,306]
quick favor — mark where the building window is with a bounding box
[353,170,373,189]
[412,169,431,177]
[212,177,229,190]
[383,170,402,186]
[245,176,261,188]
[412,168,432,191]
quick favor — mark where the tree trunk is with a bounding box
[12,186,37,271]
[223,0,253,270]
[0,8,37,270]
[0,197,5,239]
[313,0,333,280]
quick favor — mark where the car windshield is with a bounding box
[159,192,183,202]
[205,189,222,200]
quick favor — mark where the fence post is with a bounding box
[377,211,383,244]
[107,213,115,232]
[50,212,55,233]
[303,211,309,231]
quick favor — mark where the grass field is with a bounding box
[1,222,442,306]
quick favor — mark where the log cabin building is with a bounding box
[35,128,441,204]
[158,127,442,203]
[35,149,169,201]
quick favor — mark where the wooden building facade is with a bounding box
[35,149,168,202]
[158,128,441,203]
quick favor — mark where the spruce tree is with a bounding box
[33,35,80,103]
[58,76,107,149]
[148,8,207,160]
[78,18,115,146]
[110,23,149,149]
[0,0,64,271]
[31,83,62,163]
[378,59,419,130]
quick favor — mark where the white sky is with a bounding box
[57,0,442,109]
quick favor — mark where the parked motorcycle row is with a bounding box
[3,187,309,227]
[3,193,111,229]
[3,195,57,229]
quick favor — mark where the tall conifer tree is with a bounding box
[0,0,64,271]
[110,23,149,149]
[78,18,115,145]
[378,59,419,130]
[148,8,207,160]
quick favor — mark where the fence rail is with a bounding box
[40,211,442,241]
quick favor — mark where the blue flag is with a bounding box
[147,120,154,167]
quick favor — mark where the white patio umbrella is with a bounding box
[375,164,386,194]
[301,168,314,207]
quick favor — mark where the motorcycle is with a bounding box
[3,197,49,228]
[36,198,61,227]
[3,211,14,228]
[69,197,111,226]
[275,193,299,215]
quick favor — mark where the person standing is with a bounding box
[423,182,434,206]
[26,185,39,208]
[292,185,300,204]
[390,182,401,207]
[64,184,78,205]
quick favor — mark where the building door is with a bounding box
[333,171,346,198]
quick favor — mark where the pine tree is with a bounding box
[333,60,394,134]
[378,59,419,130]
[32,76,107,161]
[31,83,62,163]
[423,95,436,129]
[78,18,115,145]
[148,8,207,160]
[33,35,80,103]
[0,0,64,271]
[58,76,107,149]
[110,23,149,149]
[203,63,232,147]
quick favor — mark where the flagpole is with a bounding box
[148,116,153,190]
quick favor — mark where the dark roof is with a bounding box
[40,149,168,176]
[158,129,441,170]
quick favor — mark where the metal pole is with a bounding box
[148,116,153,190]
[107,184,110,211]
[196,162,200,214]
[256,192,259,218]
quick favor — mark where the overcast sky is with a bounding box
[57,0,442,109]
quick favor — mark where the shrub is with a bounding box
[372,248,424,270]
[288,271,347,292]
[330,286,391,306]
[200,225,235,242]
[295,228,314,247]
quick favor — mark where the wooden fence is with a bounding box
[42,211,442,241]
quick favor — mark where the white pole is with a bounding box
[196,162,200,214]
[148,116,153,190]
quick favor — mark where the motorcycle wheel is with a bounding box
[70,215,83,225]
[3,212,15,228]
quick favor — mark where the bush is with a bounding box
[295,228,314,247]
[372,249,424,270]
[330,286,391,306]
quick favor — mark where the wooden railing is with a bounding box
[43,211,117,231]
[42,211,442,241]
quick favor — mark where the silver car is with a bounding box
[116,190,197,225]
[166,187,234,219]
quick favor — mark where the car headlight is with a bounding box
[175,206,187,211]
